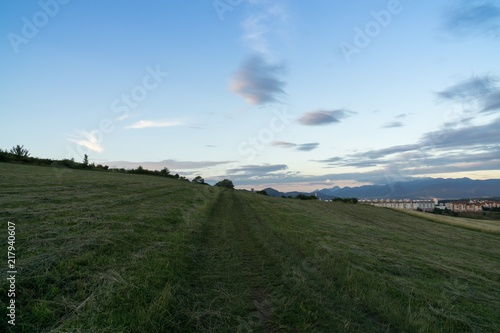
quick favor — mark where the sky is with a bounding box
[1,0,500,191]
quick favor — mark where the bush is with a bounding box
[215,179,234,189]
[332,197,358,204]
[296,194,317,200]
[192,176,205,184]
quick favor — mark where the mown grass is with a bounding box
[237,194,500,332]
[393,209,500,235]
[0,163,221,332]
[1,163,500,332]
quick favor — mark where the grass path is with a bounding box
[180,190,283,332]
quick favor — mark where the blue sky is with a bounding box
[1,0,500,191]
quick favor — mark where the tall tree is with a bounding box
[10,145,29,157]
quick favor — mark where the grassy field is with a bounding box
[392,210,500,235]
[1,163,499,332]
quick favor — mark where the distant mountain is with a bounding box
[262,188,304,198]
[318,186,341,196]
[263,178,500,200]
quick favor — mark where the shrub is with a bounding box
[215,179,234,189]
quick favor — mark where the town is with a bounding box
[359,199,500,213]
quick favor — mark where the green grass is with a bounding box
[393,209,500,234]
[1,163,499,332]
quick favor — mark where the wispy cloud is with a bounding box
[271,141,296,148]
[107,159,232,171]
[271,140,319,151]
[217,163,308,187]
[67,131,104,153]
[436,75,500,114]
[483,90,500,112]
[298,109,355,126]
[229,54,286,105]
[444,0,500,38]
[125,120,182,129]
[231,1,290,105]
[296,143,320,151]
[227,164,288,177]
[242,2,289,56]
[436,75,497,102]
[381,121,404,129]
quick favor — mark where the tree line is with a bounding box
[0,145,235,189]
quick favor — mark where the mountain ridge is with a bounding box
[263,178,500,200]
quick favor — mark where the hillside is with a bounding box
[1,163,500,332]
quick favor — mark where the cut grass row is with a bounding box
[392,208,500,234]
[1,163,499,332]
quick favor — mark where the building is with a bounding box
[359,199,435,211]
[445,200,500,213]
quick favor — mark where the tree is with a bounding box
[192,175,205,184]
[215,179,234,189]
[160,167,170,175]
[83,154,89,167]
[296,194,317,200]
[10,145,29,157]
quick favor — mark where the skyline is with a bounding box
[1,0,500,191]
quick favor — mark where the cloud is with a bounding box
[271,140,296,148]
[315,117,500,184]
[381,121,404,128]
[271,140,319,151]
[230,54,286,105]
[125,120,182,129]
[421,117,500,148]
[298,109,355,126]
[68,131,104,153]
[107,159,232,171]
[227,164,288,177]
[296,143,319,151]
[315,156,343,163]
[444,0,500,38]
[436,75,497,102]
[436,76,500,115]
[242,2,289,55]
[482,90,500,112]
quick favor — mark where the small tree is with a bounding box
[83,154,89,167]
[10,145,29,157]
[160,167,170,175]
[215,179,234,189]
[192,175,205,184]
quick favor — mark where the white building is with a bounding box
[359,199,435,211]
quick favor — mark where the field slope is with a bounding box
[1,163,499,332]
